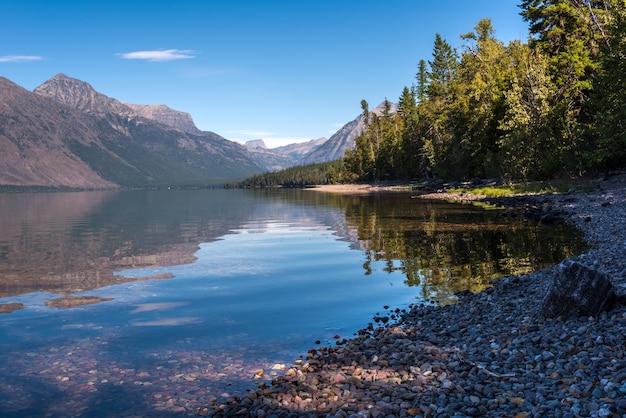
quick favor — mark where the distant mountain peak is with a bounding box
[244,139,268,150]
[1,75,263,188]
[300,100,398,165]
[123,103,201,134]
[35,74,202,134]
[50,73,72,80]
[34,73,132,116]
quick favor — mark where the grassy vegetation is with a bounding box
[447,179,595,197]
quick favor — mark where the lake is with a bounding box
[0,189,586,417]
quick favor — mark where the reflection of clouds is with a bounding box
[130,301,188,314]
[131,317,199,326]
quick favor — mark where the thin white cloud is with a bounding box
[117,49,196,62]
[0,55,44,63]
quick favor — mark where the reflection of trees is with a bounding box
[242,190,586,303]
[341,195,586,302]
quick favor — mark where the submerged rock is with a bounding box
[45,295,114,308]
[540,259,616,319]
[0,302,26,314]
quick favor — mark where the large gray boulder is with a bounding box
[540,260,617,319]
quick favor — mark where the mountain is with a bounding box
[274,138,327,161]
[244,138,326,172]
[123,103,201,134]
[300,101,398,165]
[33,73,133,116]
[0,77,118,188]
[242,100,398,170]
[0,74,262,188]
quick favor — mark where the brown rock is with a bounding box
[0,302,26,313]
[45,295,113,308]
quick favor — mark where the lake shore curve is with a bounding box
[213,174,626,417]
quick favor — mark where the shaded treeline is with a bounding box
[232,161,346,188]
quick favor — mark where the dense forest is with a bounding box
[240,0,626,188]
[232,160,347,188]
[345,0,626,181]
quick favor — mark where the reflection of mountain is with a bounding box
[0,189,586,304]
[0,190,259,297]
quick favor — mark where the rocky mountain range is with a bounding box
[0,73,393,188]
[1,74,262,188]
[300,101,398,165]
[242,102,398,171]
[243,138,327,171]
[123,103,201,135]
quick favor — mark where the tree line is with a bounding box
[232,160,346,188]
[343,0,626,181]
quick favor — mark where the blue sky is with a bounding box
[1,1,528,148]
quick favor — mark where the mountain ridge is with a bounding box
[243,138,327,171]
[300,101,398,165]
[1,73,394,187]
[1,75,262,188]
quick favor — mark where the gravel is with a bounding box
[211,174,626,417]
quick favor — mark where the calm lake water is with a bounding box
[0,189,586,417]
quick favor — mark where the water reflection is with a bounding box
[0,190,257,297]
[0,189,586,303]
[340,194,585,301]
[268,190,586,302]
[0,188,588,416]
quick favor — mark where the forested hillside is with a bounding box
[234,161,347,188]
[342,0,626,182]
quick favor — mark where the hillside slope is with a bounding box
[0,75,262,188]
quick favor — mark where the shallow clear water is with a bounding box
[0,189,586,417]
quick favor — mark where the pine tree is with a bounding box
[427,34,459,101]
[592,0,626,169]
[453,18,509,177]
[520,0,610,175]
[415,59,429,103]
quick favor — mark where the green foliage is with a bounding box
[341,195,586,301]
[343,99,406,181]
[448,181,571,197]
[591,0,626,169]
[234,160,349,188]
[341,2,626,183]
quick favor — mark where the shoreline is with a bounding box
[213,175,626,417]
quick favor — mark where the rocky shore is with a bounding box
[211,175,626,417]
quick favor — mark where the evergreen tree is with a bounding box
[452,18,509,177]
[415,59,429,103]
[420,34,460,177]
[499,42,555,179]
[592,0,626,169]
[398,86,428,178]
[520,0,611,174]
[427,34,459,101]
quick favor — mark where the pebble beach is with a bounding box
[212,175,626,417]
